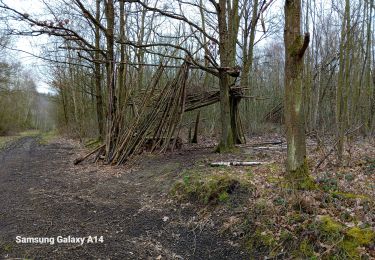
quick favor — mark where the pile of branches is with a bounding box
[74,63,248,165]
[100,63,190,165]
[185,87,244,112]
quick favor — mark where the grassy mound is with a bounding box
[171,167,254,205]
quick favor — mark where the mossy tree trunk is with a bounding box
[284,0,313,189]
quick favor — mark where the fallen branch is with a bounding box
[253,146,287,150]
[74,144,105,165]
[210,161,269,167]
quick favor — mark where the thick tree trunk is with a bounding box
[216,71,234,152]
[215,0,244,151]
[104,0,117,161]
[284,0,314,189]
[216,0,235,152]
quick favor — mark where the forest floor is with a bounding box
[0,134,374,259]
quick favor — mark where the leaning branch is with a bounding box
[74,144,105,165]
[298,32,310,58]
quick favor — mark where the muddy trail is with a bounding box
[0,136,247,259]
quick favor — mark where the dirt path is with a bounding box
[0,137,247,259]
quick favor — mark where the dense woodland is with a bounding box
[0,48,54,134]
[0,0,374,258]
[0,0,374,179]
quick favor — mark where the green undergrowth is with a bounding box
[364,157,375,175]
[242,208,374,259]
[0,130,40,149]
[240,180,373,259]
[170,167,254,205]
[38,130,58,144]
[318,216,374,259]
[0,136,16,149]
[169,155,373,259]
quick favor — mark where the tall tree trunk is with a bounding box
[336,0,350,164]
[216,0,244,152]
[364,0,373,133]
[95,0,104,141]
[216,0,235,152]
[284,0,314,189]
[118,0,126,109]
[104,0,117,161]
[137,6,146,90]
[241,0,259,95]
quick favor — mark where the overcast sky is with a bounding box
[3,0,51,93]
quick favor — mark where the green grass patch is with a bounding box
[38,130,58,145]
[0,130,40,149]
[19,130,40,137]
[0,135,18,149]
[331,191,370,200]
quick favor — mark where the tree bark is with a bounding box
[336,0,350,164]
[104,0,117,161]
[118,0,126,109]
[215,0,235,152]
[95,0,104,141]
[284,0,314,189]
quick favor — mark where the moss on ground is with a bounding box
[171,168,253,205]
[240,209,374,259]
[331,191,370,200]
[245,228,278,256]
[316,215,375,259]
[285,159,317,190]
[339,227,375,259]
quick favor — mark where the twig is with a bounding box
[315,124,363,170]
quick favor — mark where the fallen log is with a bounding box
[74,144,105,165]
[210,161,269,167]
[251,140,283,146]
[253,146,287,150]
